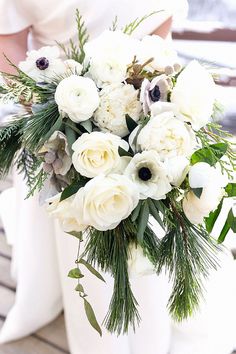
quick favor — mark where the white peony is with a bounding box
[72,174,139,231]
[94,83,142,137]
[127,244,156,278]
[125,150,172,200]
[72,132,129,178]
[171,60,216,130]
[183,162,228,224]
[64,59,83,75]
[165,156,190,187]
[134,111,196,160]
[19,46,66,82]
[55,75,100,122]
[84,30,139,87]
[138,35,179,72]
[47,193,87,232]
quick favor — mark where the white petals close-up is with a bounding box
[72,132,129,178]
[55,75,100,122]
[72,174,139,231]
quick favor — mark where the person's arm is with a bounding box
[152,17,172,39]
[0,28,29,74]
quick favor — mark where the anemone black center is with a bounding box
[149,85,161,102]
[36,57,49,70]
[138,167,152,181]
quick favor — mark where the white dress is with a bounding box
[1,1,236,353]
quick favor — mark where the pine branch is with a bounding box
[76,9,89,63]
[123,11,161,35]
[20,102,62,152]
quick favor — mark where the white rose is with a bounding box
[183,186,225,225]
[19,46,66,82]
[183,162,228,224]
[165,156,190,187]
[171,61,216,130]
[189,162,228,189]
[47,193,87,232]
[94,83,142,137]
[72,132,129,178]
[138,35,178,72]
[84,30,139,87]
[127,244,155,278]
[55,75,100,122]
[125,150,172,200]
[134,111,196,160]
[64,59,83,75]
[73,174,139,231]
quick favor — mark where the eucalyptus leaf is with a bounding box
[65,124,77,154]
[148,199,165,230]
[192,188,203,199]
[79,119,93,133]
[83,298,102,336]
[137,201,149,243]
[225,183,236,197]
[218,208,235,244]
[79,259,106,282]
[205,200,223,233]
[190,143,228,166]
[118,146,133,157]
[75,283,85,293]
[60,179,86,202]
[66,231,83,240]
[125,114,138,132]
[68,268,84,279]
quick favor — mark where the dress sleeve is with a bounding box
[0,0,32,34]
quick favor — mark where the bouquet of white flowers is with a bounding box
[0,11,235,336]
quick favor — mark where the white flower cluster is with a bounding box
[19,30,227,242]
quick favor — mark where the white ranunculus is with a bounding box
[84,30,139,87]
[64,59,83,75]
[189,162,228,189]
[72,132,129,178]
[183,186,225,225]
[72,174,139,231]
[127,244,155,278]
[165,156,190,187]
[19,46,66,82]
[47,193,87,232]
[55,75,100,122]
[94,83,142,137]
[138,35,179,72]
[134,111,196,160]
[171,60,216,130]
[125,150,172,200]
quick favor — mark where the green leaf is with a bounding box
[75,283,85,293]
[218,208,235,244]
[137,201,149,243]
[225,183,236,197]
[66,231,83,240]
[192,188,203,199]
[191,143,228,166]
[68,268,84,279]
[205,200,223,233]
[125,115,138,133]
[118,146,133,157]
[148,199,165,230]
[79,259,106,283]
[65,124,77,154]
[60,179,86,202]
[79,120,93,133]
[131,202,142,222]
[83,298,102,336]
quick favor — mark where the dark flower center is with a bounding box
[149,85,161,102]
[138,167,152,181]
[36,57,49,70]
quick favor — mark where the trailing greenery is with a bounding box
[0,118,23,177]
[20,102,62,152]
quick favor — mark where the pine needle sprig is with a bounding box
[21,102,62,152]
[123,11,161,35]
[76,9,89,63]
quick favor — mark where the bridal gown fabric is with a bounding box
[0,1,236,353]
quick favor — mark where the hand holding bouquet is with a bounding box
[0,11,235,336]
